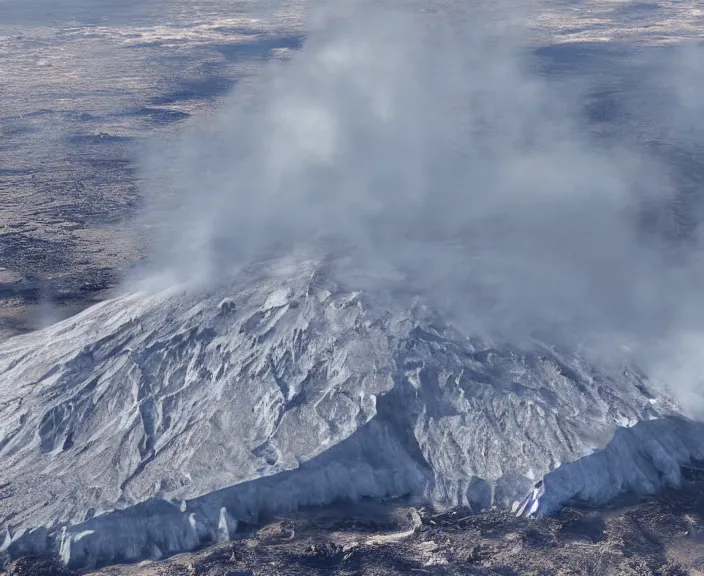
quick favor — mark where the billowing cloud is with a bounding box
[136,0,704,413]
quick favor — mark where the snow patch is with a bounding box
[264,288,290,310]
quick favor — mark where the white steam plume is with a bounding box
[137,0,704,415]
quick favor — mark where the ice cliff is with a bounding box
[516,416,704,518]
[0,257,699,568]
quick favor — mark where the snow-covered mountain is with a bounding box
[0,256,700,569]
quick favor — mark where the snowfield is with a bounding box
[1,256,701,568]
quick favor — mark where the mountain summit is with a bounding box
[1,257,701,568]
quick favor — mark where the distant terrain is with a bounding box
[4,475,704,575]
[0,0,701,338]
[0,0,304,338]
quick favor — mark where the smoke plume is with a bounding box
[137,0,704,415]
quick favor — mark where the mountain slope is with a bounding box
[0,257,696,568]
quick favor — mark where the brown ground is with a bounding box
[0,1,304,340]
[4,476,704,576]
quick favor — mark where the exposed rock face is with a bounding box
[0,257,696,568]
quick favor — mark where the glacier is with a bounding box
[516,416,704,518]
[0,256,701,569]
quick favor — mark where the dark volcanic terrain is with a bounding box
[4,474,704,575]
[0,0,304,338]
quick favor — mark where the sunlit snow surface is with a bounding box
[0,256,700,568]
